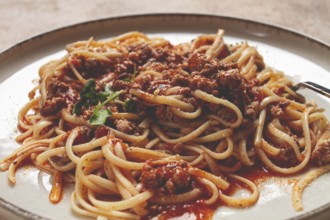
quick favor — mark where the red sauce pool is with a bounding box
[143,161,304,220]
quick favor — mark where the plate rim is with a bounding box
[0,13,329,61]
[0,13,329,220]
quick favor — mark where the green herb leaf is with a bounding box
[81,79,96,97]
[97,92,111,102]
[90,109,111,125]
[104,84,114,95]
[122,77,132,82]
[73,79,123,126]
[89,90,122,125]
[73,80,116,115]
[73,100,85,115]
[73,80,99,115]
[124,99,136,112]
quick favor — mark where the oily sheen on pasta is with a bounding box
[1,30,330,220]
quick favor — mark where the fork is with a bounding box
[291,81,330,100]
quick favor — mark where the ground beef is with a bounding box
[182,96,199,107]
[196,59,220,77]
[73,126,93,144]
[94,125,111,138]
[170,71,191,87]
[70,55,116,79]
[114,60,135,75]
[47,80,69,97]
[215,68,256,112]
[274,86,285,95]
[215,105,237,123]
[146,79,171,94]
[142,60,169,72]
[131,74,154,91]
[40,97,66,115]
[278,146,296,162]
[241,101,259,128]
[155,105,177,122]
[247,78,263,102]
[64,88,79,103]
[216,69,243,91]
[172,74,190,87]
[40,75,81,116]
[127,43,153,65]
[97,72,117,85]
[140,161,191,194]
[81,106,95,120]
[114,119,137,134]
[108,103,119,113]
[187,53,208,72]
[112,80,131,91]
[269,100,290,117]
[135,101,148,117]
[177,87,191,96]
[312,140,330,166]
[244,101,259,119]
[190,75,219,96]
[219,61,238,70]
[152,44,184,65]
[152,46,172,62]
[187,53,235,78]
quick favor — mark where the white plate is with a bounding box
[0,14,330,220]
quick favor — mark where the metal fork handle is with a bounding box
[292,81,330,99]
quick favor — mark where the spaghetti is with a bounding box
[1,30,330,219]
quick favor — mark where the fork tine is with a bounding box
[295,82,330,99]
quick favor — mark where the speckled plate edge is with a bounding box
[0,13,329,220]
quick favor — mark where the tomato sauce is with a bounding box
[142,161,304,220]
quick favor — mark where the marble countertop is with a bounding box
[0,0,329,53]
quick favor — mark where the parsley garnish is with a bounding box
[73,79,122,125]
[124,99,136,113]
[90,91,122,125]
[73,80,113,115]
[73,80,99,115]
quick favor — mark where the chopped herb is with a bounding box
[124,99,136,113]
[73,80,98,115]
[90,91,122,125]
[104,84,114,94]
[97,91,111,102]
[89,109,111,125]
[122,77,132,82]
[73,80,123,125]
[73,101,85,116]
[73,80,114,115]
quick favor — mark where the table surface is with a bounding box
[0,0,329,53]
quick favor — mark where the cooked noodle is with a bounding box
[1,30,330,219]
